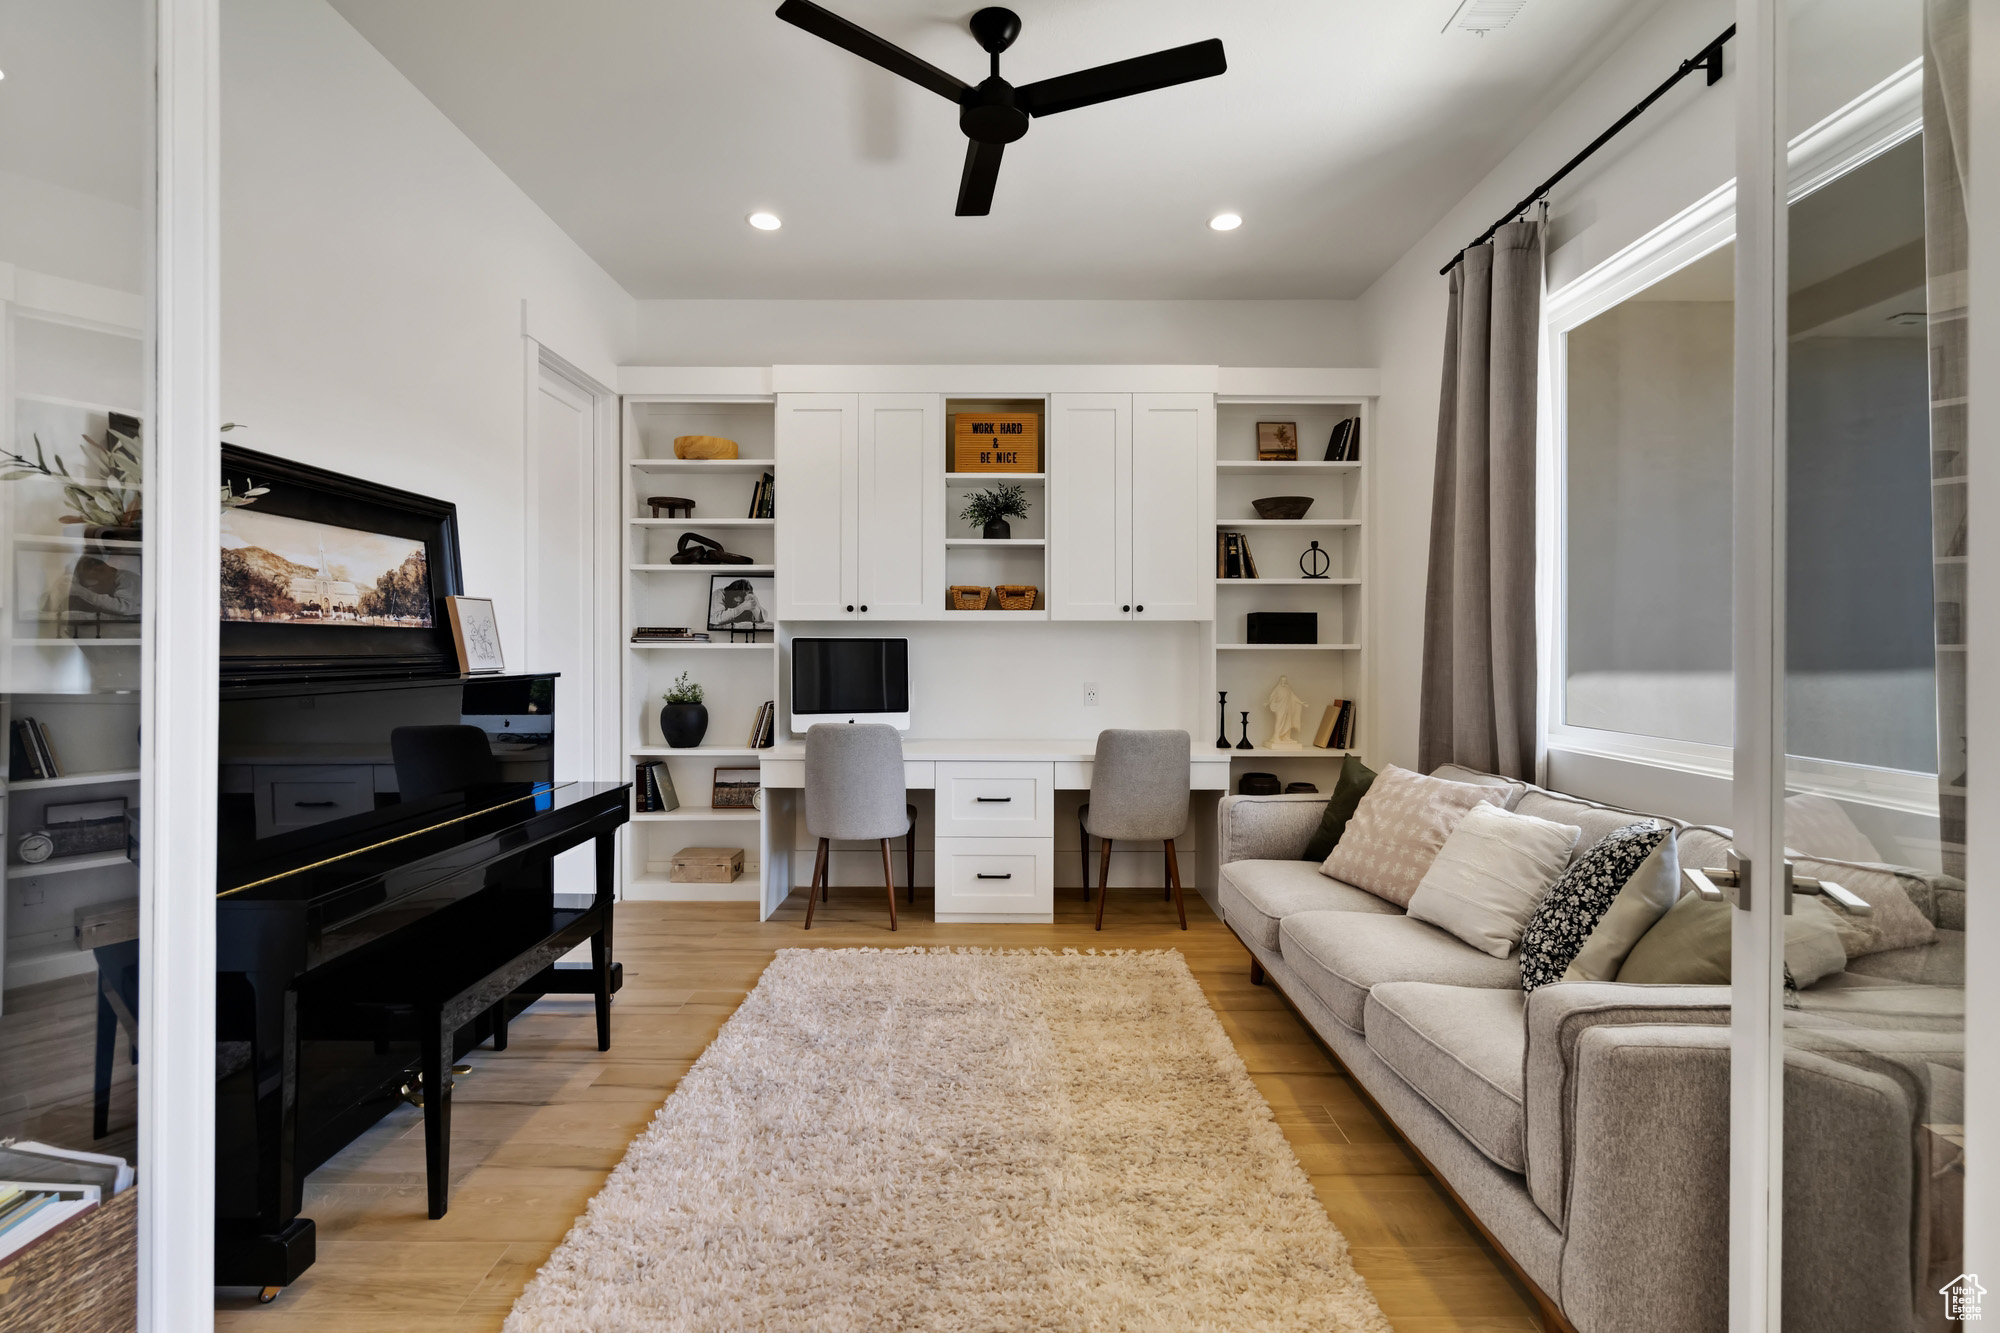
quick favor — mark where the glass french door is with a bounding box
[1730,0,1973,1327]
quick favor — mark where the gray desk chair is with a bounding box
[1082,729,1192,931]
[802,723,913,931]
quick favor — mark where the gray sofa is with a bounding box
[1215,766,1965,1333]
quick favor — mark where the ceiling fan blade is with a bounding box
[956,139,1004,216]
[1017,38,1226,117]
[775,0,970,103]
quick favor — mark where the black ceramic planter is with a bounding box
[983,519,1012,539]
[660,703,709,748]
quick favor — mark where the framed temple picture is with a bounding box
[446,596,505,673]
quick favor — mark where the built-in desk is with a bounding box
[757,740,1233,923]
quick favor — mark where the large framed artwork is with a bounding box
[220,445,464,680]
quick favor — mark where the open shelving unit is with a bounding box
[620,396,780,902]
[1207,397,1370,781]
[943,400,1049,614]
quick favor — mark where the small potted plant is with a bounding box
[659,671,708,748]
[960,481,1030,539]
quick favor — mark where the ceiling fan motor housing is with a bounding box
[961,78,1030,144]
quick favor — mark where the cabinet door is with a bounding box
[1129,393,1214,621]
[856,393,942,619]
[1047,393,1131,619]
[774,394,857,619]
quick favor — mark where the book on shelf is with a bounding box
[633,627,711,642]
[0,1143,131,1197]
[9,718,61,781]
[38,722,64,778]
[634,761,679,813]
[1324,417,1360,461]
[758,700,776,747]
[1220,531,1258,580]
[1313,700,1352,750]
[746,471,775,519]
[746,701,771,748]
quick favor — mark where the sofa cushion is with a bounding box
[1366,982,1528,1173]
[1517,821,1669,992]
[1514,791,1668,853]
[1279,911,1522,1033]
[1614,892,1847,988]
[1217,859,1400,951]
[1407,803,1581,958]
[1319,765,1508,907]
[1427,764,1531,810]
[1299,754,1378,863]
[1843,929,1965,987]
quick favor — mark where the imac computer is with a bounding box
[789,637,911,733]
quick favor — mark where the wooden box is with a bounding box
[669,846,744,883]
[951,413,1040,472]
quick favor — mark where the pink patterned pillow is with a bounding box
[1319,765,1509,906]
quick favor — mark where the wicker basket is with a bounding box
[994,584,1038,611]
[949,585,991,611]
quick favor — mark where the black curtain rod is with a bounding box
[1440,24,1737,275]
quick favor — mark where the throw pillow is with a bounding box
[1407,804,1582,958]
[1299,755,1378,862]
[1614,892,1847,989]
[1563,829,1682,981]
[1518,821,1668,992]
[1783,792,1879,861]
[1791,856,1938,957]
[1318,765,1507,907]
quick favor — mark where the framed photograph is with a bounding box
[220,445,463,680]
[13,547,143,640]
[712,767,761,809]
[707,574,774,637]
[1256,421,1300,461]
[446,596,505,673]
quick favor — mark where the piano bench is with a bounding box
[301,900,614,1219]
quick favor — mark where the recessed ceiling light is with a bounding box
[747,212,782,231]
[1209,213,1242,232]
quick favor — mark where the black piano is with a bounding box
[213,671,628,1290]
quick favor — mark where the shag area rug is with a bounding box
[506,948,1391,1333]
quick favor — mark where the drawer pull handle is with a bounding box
[975,872,1013,880]
[974,796,1013,803]
[293,800,339,808]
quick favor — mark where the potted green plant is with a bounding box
[960,481,1031,539]
[659,672,708,748]
[0,423,145,540]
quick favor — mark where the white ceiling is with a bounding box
[327,0,1655,300]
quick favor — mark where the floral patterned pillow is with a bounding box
[1519,821,1671,992]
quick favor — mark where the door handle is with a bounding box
[293,800,339,809]
[975,872,1013,880]
[974,796,1013,803]
[1682,849,1751,909]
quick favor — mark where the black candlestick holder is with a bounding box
[1300,540,1331,580]
[1236,711,1254,750]
[1216,691,1231,749]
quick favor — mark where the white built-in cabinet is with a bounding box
[1047,392,1214,621]
[775,393,943,620]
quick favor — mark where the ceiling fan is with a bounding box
[775,1,1227,216]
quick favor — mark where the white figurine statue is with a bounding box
[1267,676,1306,750]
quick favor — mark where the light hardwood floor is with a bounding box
[214,886,1546,1332]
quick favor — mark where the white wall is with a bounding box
[633,299,1365,368]
[220,0,636,671]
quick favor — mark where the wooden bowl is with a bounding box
[673,434,739,460]
[1252,496,1314,520]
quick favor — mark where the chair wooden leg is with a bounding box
[905,809,917,906]
[804,837,829,930]
[880,839,898,932]
[1164,845,1172,901]
[1165,838,1187,931]
[1079,806,1091,902]
[1094,837,1113,930]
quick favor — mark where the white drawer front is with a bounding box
[935,837,1054,918]
[933,762,1055,838]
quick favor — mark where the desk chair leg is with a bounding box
[1093,838,1114,930]
[905,807,917,906]
[421,1013,453,1219]
[804,837,829,930]
[92,984,116,1140]
[1079,805,1091,902]
[880,839,899,932]
[1164,845,1172,902]
[1165,838,1188,931]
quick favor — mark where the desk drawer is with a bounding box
[933,762,1055,838]
[934,837,1053,919]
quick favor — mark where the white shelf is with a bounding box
[8,769,141,791]
[1217,519,1362,528]
[8,852,133,880]
[1220,747,1359,758]
[1217,578,1361,587]
[629,640,774,650]
[631,517,772,528]
[629,564,776,574]
[1216,461,1362,474]
[13,534,144,552]
[1216,643,1361,652]
[947,472,1046,482]
[12,638,144,648]
[631,746,768,757]
[631,458,775,473]
[945,538,1045,547]
[944,609,1051,620]
[632,806,762,823]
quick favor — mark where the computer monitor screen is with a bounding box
[790,637,911,730]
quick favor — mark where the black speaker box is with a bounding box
[1246,611,1318,645]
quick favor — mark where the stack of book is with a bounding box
[1324,417,1361,461]
[1217,531,1260,579]
[634,761,680,813]
[744,700,777,748]
[632,627,711,643]
[1313,700,1356,750]
[745,472,775,519]
[0,1141,133,1264]
[9,718,64,781]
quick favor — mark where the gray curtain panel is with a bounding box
[1419,218,1544,781]
[1924,0,1968,877]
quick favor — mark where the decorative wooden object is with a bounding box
[669,846,744,883]
[647,496,696,518]
[1251,496,1313,520]
[949,585,992,610]
[951,413,1040,472]
[993,584,1038,610]
[673,435,739,460]
[0,1186,136,1332]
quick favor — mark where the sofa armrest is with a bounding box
[1523,983,1729,1226]
[1217,793,1327,865]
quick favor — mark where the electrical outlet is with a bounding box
[1083,682,1099,707]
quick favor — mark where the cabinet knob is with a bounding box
[1136,605,1145,613]
[1121,605,1131,613]
[846,605,854,612]
[860,605,868,613]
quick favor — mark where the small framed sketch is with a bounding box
[708,574,774,639]
[446,596,505,673]
[1256,421,1299,461]
[712,767,761,809]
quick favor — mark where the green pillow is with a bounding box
[1300,755,1377,863]
[1615,892,1730,984]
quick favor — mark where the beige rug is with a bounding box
[505,948,1391,1333]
